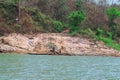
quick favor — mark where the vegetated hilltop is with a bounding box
[0,0,120,50]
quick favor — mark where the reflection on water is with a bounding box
[0,54,120,80]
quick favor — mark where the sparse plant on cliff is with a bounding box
[45,42,58,50]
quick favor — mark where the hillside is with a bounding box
[0,2,67,34]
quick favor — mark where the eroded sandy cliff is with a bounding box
[0,33,120,56]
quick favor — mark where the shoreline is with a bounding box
[0,52,120,57]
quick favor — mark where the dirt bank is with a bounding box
[0,33,120,56]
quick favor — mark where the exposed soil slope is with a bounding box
[0,33,120,56]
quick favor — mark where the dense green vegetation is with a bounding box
[106,8,120,39]
[68,11,86,36]
[96,28,120,50]
[0,0,120,50]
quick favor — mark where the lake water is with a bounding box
[0,54,120,80]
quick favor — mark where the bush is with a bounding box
[68,11,86,35]
[106,8,120,39]
[68,11,86,27]
[113,44,120,51]
[26,7,67,33]
[99,37,114,44]
[106,8,120,24]
[52,21,66,32]
[95,28,120,50]
[96,32,120,51]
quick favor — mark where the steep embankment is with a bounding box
[0,33,120,56]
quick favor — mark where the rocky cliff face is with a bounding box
[0,33,120,56]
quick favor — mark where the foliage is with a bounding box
[0,2,18,24]
[98,36,114,44]
[76,0,83,11]
[52,0,70,21]
[68,11,86,35]
[80,28,96,38]
[68,11,86,27]
[37,0,70,22]
[31,8,46,22]
[28,8,50,31]
[52,21,66,32]
[80,29,88,34]
[1,0,120,51]
[80,27,120,51]
[96,28,120,50]
[106,8,120,39]
[5,0,19,4]
[111,25,119,39]
[97,27,104,37]
[106,8,120,22]
[27,7,66,32]
[97,36,120,50]
[87,28,96,38]
[70,30,78,36]
[15,23,22,30]
[106,32,112,39]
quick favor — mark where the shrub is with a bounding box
[68,11,86,35]
[100,37,120,50]
[99,37,114,44]
[106,8,120,39]
[68,11,86,27]
[106,8,120,25]
[52,21,65,32]
[96,31,120,51]
[96,28,120,50]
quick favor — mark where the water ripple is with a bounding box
[0,54,120,80]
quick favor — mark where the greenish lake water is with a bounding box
[0,54,120,80]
